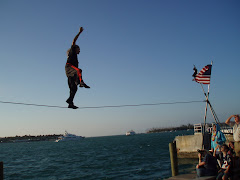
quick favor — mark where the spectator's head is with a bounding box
[234,114,240,123]
[221,144,229,153]
[213,124,216,131]
[212,124,220,132]
[197,149,211,156]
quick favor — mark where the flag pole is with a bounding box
[200,84,219,124]
[199,62,211,149]
[201,61,212,132]
[203,84,209,130]
[195,62,225,148]
[206,61,213,126]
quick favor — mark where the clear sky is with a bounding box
[0,0,239,137]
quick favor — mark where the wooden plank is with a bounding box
[167,173,196,179]
[167,173,215,180]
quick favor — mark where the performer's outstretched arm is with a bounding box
[72,27,84,46]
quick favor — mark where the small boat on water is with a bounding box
[126,130,136,136]
[55,131,84,142]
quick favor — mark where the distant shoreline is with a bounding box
[146,124,194,133]
[0,134,62,143]
[0,124,195,143]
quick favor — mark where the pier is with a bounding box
[174,124,234,158]
[168,129,240,180]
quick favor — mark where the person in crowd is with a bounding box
[225,114,240,157]
[196,149,218,177]
[228,141,235,157]
[214,144,232,180]
[211,124,226,153]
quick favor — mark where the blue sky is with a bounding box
[0,0,239,137]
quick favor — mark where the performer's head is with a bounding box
[67,45,80,56]
[73,45,80,54]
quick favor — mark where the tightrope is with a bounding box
[0,100,206,110]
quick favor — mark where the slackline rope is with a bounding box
[0,100,206,110]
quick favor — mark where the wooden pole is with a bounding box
[203,84,209,127]
[201,61,213,128]
[169,141,178,176]
[204,61,213,126]
[200,62,213,149]
[0,162,3,180]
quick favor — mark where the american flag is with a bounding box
[194,64,212,84]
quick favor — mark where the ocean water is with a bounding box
[0,131,196,180]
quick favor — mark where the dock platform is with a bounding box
[167,173,215,180]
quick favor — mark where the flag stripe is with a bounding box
[195,78,210,81]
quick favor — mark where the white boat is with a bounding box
[55,131,84,142]
[126,130,136,136]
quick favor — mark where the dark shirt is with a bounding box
[67,45,78,68]
[217,152,232,170]
[203,154,217,171]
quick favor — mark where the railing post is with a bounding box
[0,162,3,180]
[169,141,178,176]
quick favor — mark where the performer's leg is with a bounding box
[76,68,82,83]
[78,69,90,88]
[66,76,78,109]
